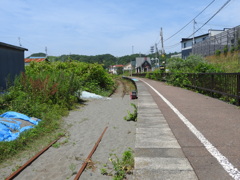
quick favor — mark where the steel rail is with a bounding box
[5,135,64,180]
[74,126,108,180]
[121,80,127,98]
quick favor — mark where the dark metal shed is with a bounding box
[0,42,28,90]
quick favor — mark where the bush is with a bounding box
[215,50,221,56]
[223,45,229,56]
[167,55,221,74]
[0,61,114,163]
[1,61,115,117]
[230,46,235,53]
[165,55,222,87]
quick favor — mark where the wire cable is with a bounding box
[187,0,231,38]
[164,0,232,50]
[164,0,216,42]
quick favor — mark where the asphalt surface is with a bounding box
[134,77,240,180]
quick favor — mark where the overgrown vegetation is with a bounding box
[146,55,222,87]
[166,55,223,87]
[146,55,223,82]
[142,54,240,105]
[101,148,134,180]
[205,51,240,73]
[0,61,114,163]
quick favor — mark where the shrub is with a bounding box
[101,148,134,180]
[215,50,221,56]
[0,61,115,163]
[167,55,221,74]
[223,45,229,56]
[124,103,137,122]
[230,46,235,53]
[165,55,222,87]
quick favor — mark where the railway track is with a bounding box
[112,78,134,98]
[5,127,108,180]
[3,77,136,179]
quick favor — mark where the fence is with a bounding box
[185,73,240,105]
[192,26,240,57]
[132,72,240,106]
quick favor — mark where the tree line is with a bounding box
[29,52,180,69]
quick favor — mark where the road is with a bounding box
[135,77,240,180]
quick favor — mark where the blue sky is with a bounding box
[0,0,239,57]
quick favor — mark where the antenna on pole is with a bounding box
[18,37,22,47]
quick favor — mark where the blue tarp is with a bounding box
[1,111,40,125]
[0,111,41,142]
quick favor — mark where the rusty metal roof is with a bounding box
[24,58,48,63]
[110,65,124,68]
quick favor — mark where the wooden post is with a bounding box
[211,74,214,98]
[237,73,240,106]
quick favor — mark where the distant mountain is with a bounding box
[29,52,180,69]
[28,52,46,58]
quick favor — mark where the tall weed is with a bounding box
[0,61,114,163]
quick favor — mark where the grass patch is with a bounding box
[101,148,134,180]
[124,103,137,122]
[205,51,240,72]
[121,78,136,95]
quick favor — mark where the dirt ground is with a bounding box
[0,79,137,180]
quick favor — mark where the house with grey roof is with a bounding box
[135,57,151,73]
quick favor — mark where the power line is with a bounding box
[164,0,216,42]
[187,0,231,38]
[165,42,180,49]
[164,0,232,51]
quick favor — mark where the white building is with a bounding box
[109,65,124,74]
[123,63,133,71]
[181,29,226,59]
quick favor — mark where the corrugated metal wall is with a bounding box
[0,46,25,90]
[192,26,240,57]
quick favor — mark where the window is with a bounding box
[183,43,187,48]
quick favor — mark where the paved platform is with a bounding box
[133,80,198,180]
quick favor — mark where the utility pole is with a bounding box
[160,28,166,71]
[155,43,158,57]
[160,28,165,55]
[45,46,48,57]
[155,43,159,68]
[131,45,134,76]
[193,19,196,46]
